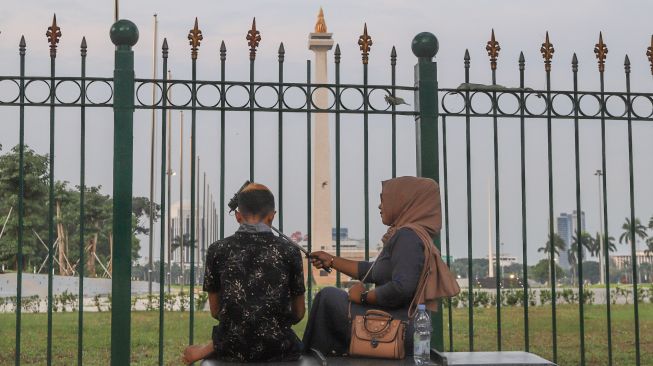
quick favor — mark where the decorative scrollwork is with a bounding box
[540,32,554,72]
[247,18,261,61]
[188,18,203,60]
[358,23,372,65]
[46,14,62,58]
[486,29,500,71]
[594,32,608,73]
[646,35,653,75]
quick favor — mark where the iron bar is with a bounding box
[219,41,226,239]
[15,35,26,366]
[77,36,87,366]
[441,116,453,351]
[464,49,474,351]
[391,46,397,178]
[518,51,530,352]
[158,37,169,366]
[278,43,284,232]
[335,44,341,288]
[148,13,159,298]
[306,60,313,308]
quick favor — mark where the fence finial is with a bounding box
[188,18,203,60]
[464,49,470,69]
[110,19,139,48]
[81,36,87,57]
[411,32,438,60]
[278,42,285,63]
[391,46,397,66]
[162,38,169,59]
[358,23,372,64]
[572,53,578,73]
[220,40,226,62]
[594,32,608,73]
[19,35,26,56]
[486,29,500,70]
[625,54,631,74]
[646,35,653,75]
[247,17,261,61]
[518,51,525,70]
[46,14,62,58]
[540,31,554,72]
[335,43,341,64]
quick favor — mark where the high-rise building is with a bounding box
[556,210,586,269]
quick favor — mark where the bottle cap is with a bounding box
[418,304,426,310]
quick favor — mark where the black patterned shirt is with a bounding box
[203,225,306,362]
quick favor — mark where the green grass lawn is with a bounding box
[0,304,651,366]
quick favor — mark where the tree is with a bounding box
[538,233,566,260]
[569,232,593,284]
[590,232,616,257]
[619,217,648,247]
[581,261,601,284]
[529,259,565,284]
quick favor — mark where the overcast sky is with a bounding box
[0,0,651,266]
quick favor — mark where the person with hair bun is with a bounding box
[183,183,306,364]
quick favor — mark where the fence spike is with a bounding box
[486,29,500,70]
[594,32,608,73]
[278,42,285,62]
[572,53,578,72]
[220,40,226,61]
[19,35,26,56]
[464,49,470,68]
[391,46,396,66]
[188,17,203,60]
[81,36,87,57]
[519,51,525,71]
[625,54,631,74]
[358,23,372,65]
[335,43,341,64]
[540,31,554,72]
[46,13,61,58]
[162,38,169,59]
[646,35,653,75]
[246,17,261,61]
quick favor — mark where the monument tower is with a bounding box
[309,8,334,252]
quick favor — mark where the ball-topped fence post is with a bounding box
[412,31,444,352]
[110,19,139,366]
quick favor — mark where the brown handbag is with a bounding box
[349,309,407,359]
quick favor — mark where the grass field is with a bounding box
[0,304,651,365]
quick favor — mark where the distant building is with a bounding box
[556,210,585,269]
[611,251,653,270]
[485,253,518,268]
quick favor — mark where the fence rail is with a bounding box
[0,14,651,366]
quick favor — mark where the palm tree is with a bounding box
[619,217,648,247]
[538,233,566,260]
[591,232,616,257]
[569,232,592,284]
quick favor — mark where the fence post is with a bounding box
[110,19,139,366]
[412,32,443,351]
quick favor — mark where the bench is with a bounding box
[200,349,556,366]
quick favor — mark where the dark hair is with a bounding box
[237,188,275,217]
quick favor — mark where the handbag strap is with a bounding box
[348,248,382,321]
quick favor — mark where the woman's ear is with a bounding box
[235,211,243,224]
[264,211,276,226]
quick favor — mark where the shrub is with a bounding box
[195,292,209,311]
[178,291,189,312]
[582,287,595,305]
[146,295,159,311]
[93,295,103,312]
[504,289,520,306]
[164,293,176,311]
[561,289,578,304]
[540,289,552,305]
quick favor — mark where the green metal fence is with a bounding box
[1,15,652,366]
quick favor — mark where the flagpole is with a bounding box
[166,70,173,293]
[179,111,184,291]
[114,0,119,21]
[147,13,158,297]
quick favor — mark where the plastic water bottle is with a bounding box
[413,304,431,365]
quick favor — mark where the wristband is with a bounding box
[360,291,369,305]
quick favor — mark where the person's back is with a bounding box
[204,227,304,361]
[183,182,305,364]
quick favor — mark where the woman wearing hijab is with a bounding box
[303,176,459,357]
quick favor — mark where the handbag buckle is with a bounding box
[371,338,379,348]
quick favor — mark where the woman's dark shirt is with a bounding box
[203,228,305,362]
[357,228,425,308]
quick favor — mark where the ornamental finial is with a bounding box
[315,7,327,33]
[46,14,62,58]
[358,23,372,65]
[247,17,261,61]
[540,31,555,72]
[594,32,608,73]
[486,29,500,71]
[188,18,203,60]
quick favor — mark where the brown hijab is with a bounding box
[380,176,460,315]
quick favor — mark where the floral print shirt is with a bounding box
[203,226,305,362]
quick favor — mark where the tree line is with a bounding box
[0,144,160,277]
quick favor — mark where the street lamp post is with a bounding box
[595,169,605,284]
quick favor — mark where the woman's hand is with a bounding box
[310,251,334,269]
[348,282,365,304]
